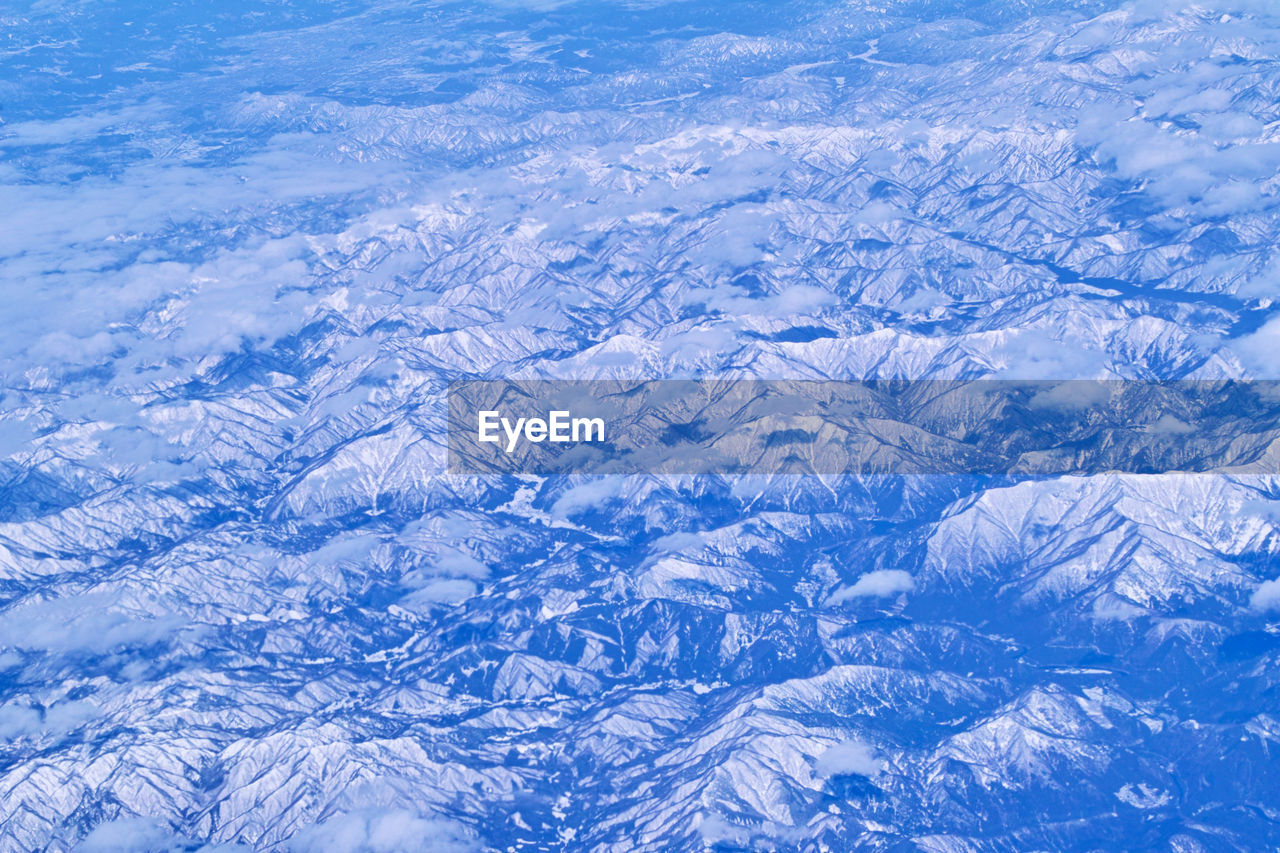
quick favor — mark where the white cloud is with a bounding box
[0,104,405,394]
[44,699,99,732]
[0,593,186,655]
[310,534,382,567]
[1147,414,1195,435]
[1028,381,1112,412]
[992,328,1110,380]
[692,204,774,268]
[684,282,835,319]
[78,818,190,853]
[402,579,478,608]
[398,544,491,610]
[828,569,914,604]
[77,818,250,853]
[0,699,98,740]
[1250,578,1280,612]
[288,810,476,853]
[0,106,156,147]
[695,814,751,845]
[650,531,705,553]
[0,705,41,740]
[659,323,742,361]
[1231,316,1280,378]
[550,478,626,518]
[815,739,882,778]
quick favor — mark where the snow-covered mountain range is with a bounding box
[2,0,1280,849]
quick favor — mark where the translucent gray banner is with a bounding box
[446,380,1280,475]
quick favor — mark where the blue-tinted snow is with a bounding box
[3,0,1280,850]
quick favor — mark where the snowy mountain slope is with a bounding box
[4,0,1280,850]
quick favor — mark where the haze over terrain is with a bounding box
[3,0,1280,850]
